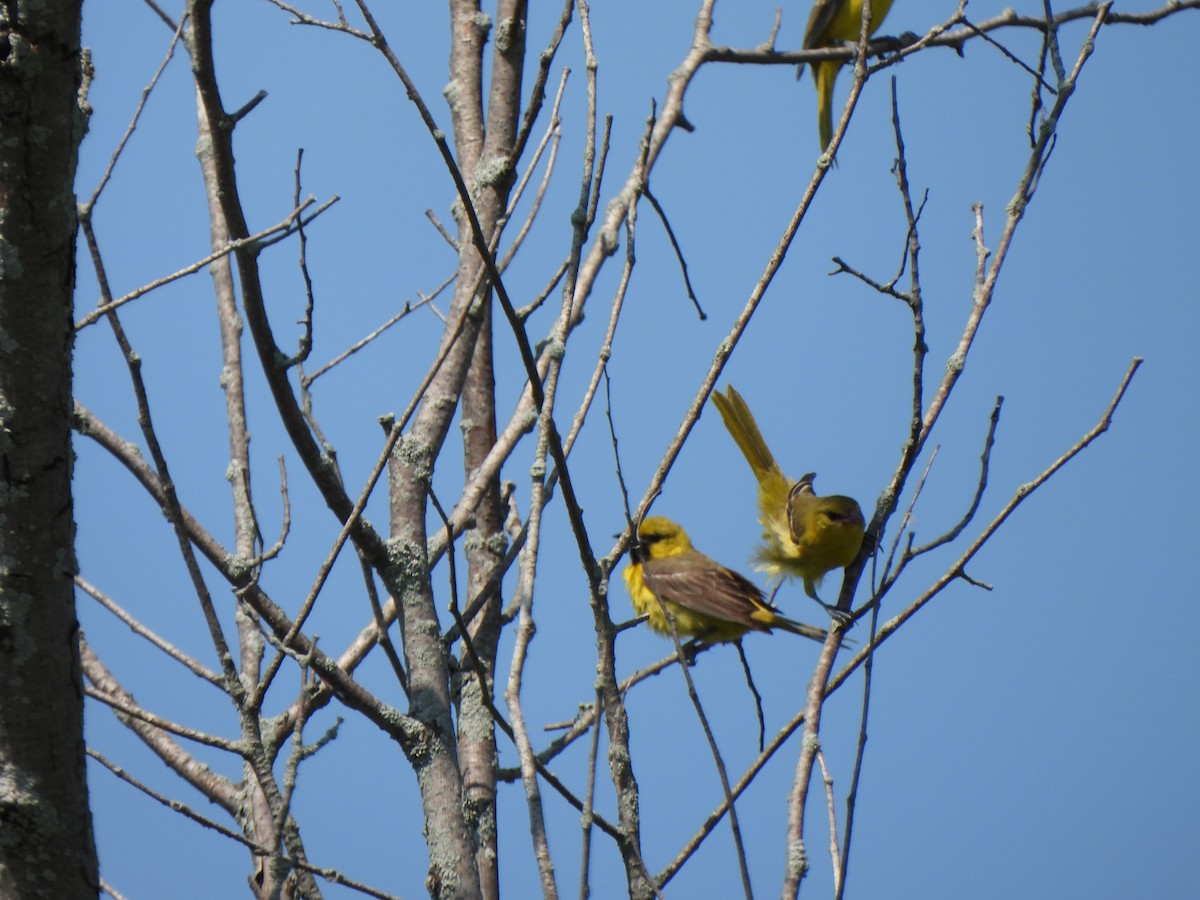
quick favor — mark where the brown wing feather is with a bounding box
[802,0,843,49]
[640,552,771,633]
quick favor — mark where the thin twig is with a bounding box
[733,641,767,753]
[75,198,334,330]
[75,577,222,686]
[653,601,754,900]
[81,13,188,213]
[88,749,401,899]
[642,179,705,320]
[815,750,843,895]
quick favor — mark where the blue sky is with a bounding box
[76,2,1199,897]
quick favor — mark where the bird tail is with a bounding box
[775,613,857,645]
[813,61,838,153]
[773,615,829,643]
[712,386,784,485]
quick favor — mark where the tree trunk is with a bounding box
[0,2,98,896]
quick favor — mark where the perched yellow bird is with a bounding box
[623,516,829,645]
[798,0,897,152]
[711,386,865,611]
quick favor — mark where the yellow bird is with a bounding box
[799,0,897,152]
[711,386,865,611]
[623,516,829,645]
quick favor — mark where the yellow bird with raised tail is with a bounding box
[799,0,896,152]
[624,516,829,644]
[711,386,865,612]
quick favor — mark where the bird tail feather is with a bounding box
[712,386,784,485]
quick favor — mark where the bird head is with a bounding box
[633,516,695,560]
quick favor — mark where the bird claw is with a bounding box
[816,599,854,627]
[868,33,907,58]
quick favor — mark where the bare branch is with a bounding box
[75,198,334,330]
[81,13,188,213]
[76,577,222,686]
[88,749,402,899]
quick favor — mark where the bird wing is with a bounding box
[786,474,819,546]
[802,0,845,49]
[640,552,771,633]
